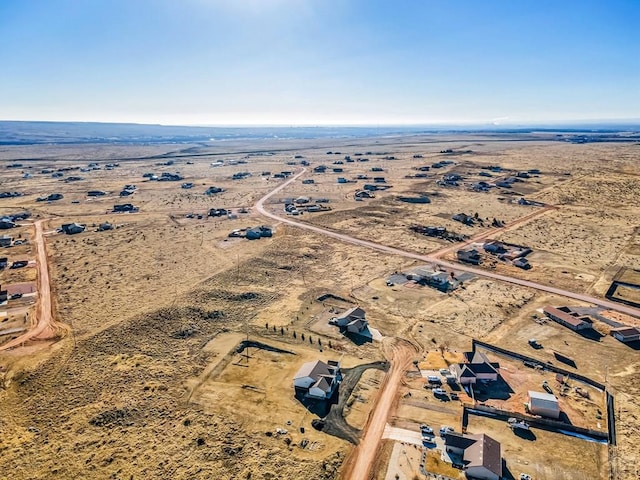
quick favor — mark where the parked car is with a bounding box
[432,388,447,396]
[439,426,454,436]
[519,474,532,480]
[10,293,23,299]
[420,424,433,435]
[450,392,459,400]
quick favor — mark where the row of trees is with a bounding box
[264,322,332,349]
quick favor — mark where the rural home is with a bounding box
[334,307,366,327]
[0,235,12,247]
[61,223,85,235]
[457,248,481,265]
[610,326,640,343]
[444,433,503,480]
[543,306,594,332]
[528,390,560,419]
[450,351,500,385]
[293,360,341,400]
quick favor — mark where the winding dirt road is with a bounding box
[0,220,65,351]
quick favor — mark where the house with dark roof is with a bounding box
[444,432,502,480]
[450,351,499,385]
[293,360,341,400]
[334,306,366,327]
[457,248,481,265]
[610,326,640,343]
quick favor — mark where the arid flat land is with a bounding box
[0,133,639,479]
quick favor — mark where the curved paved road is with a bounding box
[256,168,640,318]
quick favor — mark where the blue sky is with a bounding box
[0,0,638,125]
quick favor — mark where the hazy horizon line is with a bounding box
[2,118,640,129]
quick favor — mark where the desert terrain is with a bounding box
[0,132,639,480]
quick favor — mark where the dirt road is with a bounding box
[256,169,640,319]
[0,220,65,351]
[339,338,417,480]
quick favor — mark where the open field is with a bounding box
[0,134,639,479]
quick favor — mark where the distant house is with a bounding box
[61,223,85,235]
[513,258,531,269]
[528,390,560,419]
[246,226,272,240]
[457,249,481,265]
[450,351,499,385]
[301,179,315,184]
[98,223,113,231]
[354,190,375,199]
[610,326,640,343]
[0,257,8,269]
[313,165,327,173]
[181,182,194,189]
[0,235,13,248]
[444,433,502,480]
[293,360,341,400]
[483,240,506,254]
[87,190,106,197]
[113,204,139,213]
[543,306,593,332]
[373,177,386,183]
[0,218,17,229]
[452,213,474,226]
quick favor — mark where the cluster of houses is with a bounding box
[119,184,137,197]
[0,191,23,198]
[543,305,640,344]
[457,240,533,270]
[0,212,30,230]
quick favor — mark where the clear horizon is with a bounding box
[1,0,638,126]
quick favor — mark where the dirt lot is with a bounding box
[0,136,639,479]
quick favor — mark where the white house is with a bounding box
[528,390,560,419]
[293,360,341,400]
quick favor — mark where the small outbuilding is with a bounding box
[528,390,560,419]
[610,326,640,343]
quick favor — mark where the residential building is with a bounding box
[457,249,481,265]
[543,306,593,331]
[0,235,12,247]
[334,307,366,327]
[444,433,502,480]
[450,351,499,385]
[293,360,341,400]
[610,326,640,343]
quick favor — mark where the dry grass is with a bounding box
[0,137,639,479]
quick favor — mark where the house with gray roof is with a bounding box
[293,360,341,400]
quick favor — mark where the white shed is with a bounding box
[528,390,560,419]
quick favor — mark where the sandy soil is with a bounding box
[0,136,638,479]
